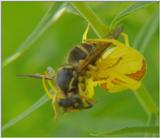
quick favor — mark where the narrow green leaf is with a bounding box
[2,2,67,68]
[2,95,49,131]
[66,4,80,16]
[134,85,158,115]
[134,12,158,52]
[71,2,109,38]
[91,126,159,137]
[134,85,158,129]
[111,2,153,28]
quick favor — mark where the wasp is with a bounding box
[18,25,146,119]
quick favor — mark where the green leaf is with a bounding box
[2,2,67,68]
[66,4,80,16]
[2,95,49,131]
[134,85,158,115]
[71,2,109,38]
[91,126,159,137]
[111,2,153,28]
[134,12,158,52]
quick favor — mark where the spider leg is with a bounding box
[82,24,90,43]
[85,78,95,98]
[84,78,96,105]
[78,81,95,107]
[121,32,130,47]
[47,80,58,94]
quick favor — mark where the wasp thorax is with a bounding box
[56,65,78,94]
[67,43,96,65]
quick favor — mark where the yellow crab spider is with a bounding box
[83,33,146,93]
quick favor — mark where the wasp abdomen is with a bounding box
[68,43,95,65]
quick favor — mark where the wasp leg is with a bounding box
[47,80,58,94]
[82,24,90,43]
[47,80,59,120]
[85,38,125,48]
[52,95,59,120]
[42,76,53,99]
[44,71,59,95]
[121,33,130,47]
[42,73,60,120]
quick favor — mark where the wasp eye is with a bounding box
[56,65,77,92]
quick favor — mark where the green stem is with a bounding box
[71,2,109,38]
[71,2,158,126]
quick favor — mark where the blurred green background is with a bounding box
[2,2,159,137]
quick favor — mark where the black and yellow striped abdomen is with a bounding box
[67,43,96,65]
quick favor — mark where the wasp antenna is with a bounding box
[16,74,53,80]
[107,25,124,39]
